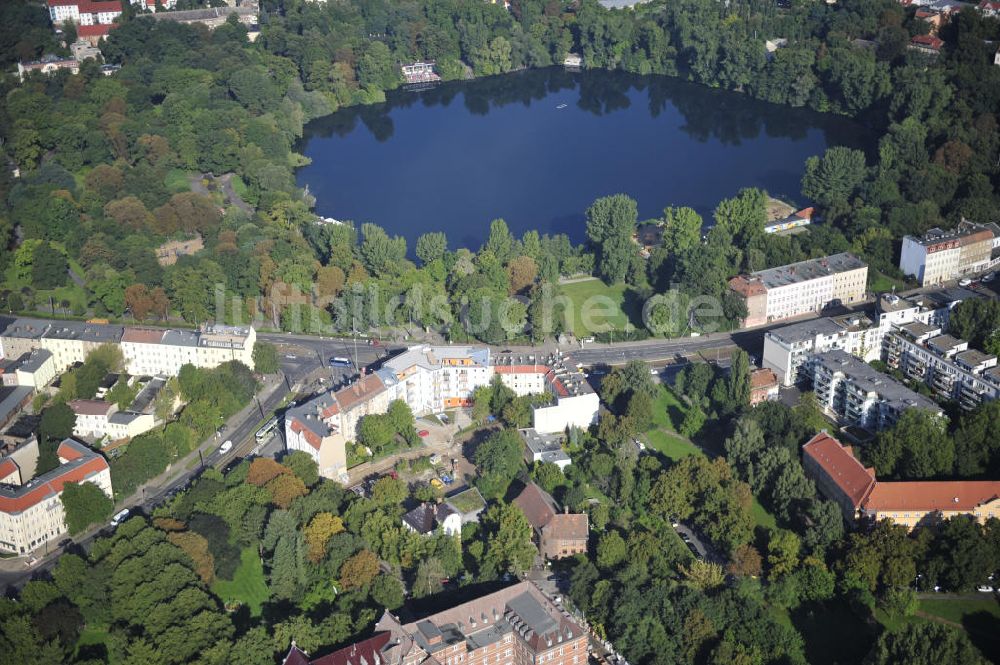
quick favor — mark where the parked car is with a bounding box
[429,453,441,465]
[430,478,444,489]
[439,473,453,485]
[983,272,996,283]
[977,585,995,593]
[417,430,430,438]
[959,278,973,287]
[219,440,233,453]
[110,509,130,527]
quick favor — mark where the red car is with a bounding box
[418,430,429,437]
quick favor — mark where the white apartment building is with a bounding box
[810,350,942,431]
[69,399,117,439]
[0,439,112,555]
[728,253,868,328]
[48,0,123,26]
[885,323,1000,410]
[899,221,1000,286]
[285,346,599,481]
[0,319,255,377]
[763,289,974,386]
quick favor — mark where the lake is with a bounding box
[297,68,868,250]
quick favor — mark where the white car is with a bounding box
[220,440,233,453]
[983,272,996,283]
[977,585,995,593]
[959,278,972,287]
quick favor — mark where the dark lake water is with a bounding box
[297,68,868,250]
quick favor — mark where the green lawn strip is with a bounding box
[919,597,1000,625]
[868,269,907,294]
[557,279,637,337]
[211,546,269,617]
[75,624,112,661]
[751,499,778,530]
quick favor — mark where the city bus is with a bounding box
[255,417,279,443]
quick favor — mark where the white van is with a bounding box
[220,440,233,454]
[110,509,130,527]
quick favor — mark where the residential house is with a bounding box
[802,432,877,521]
[13,350,57,390]
[513,483,588,560]
[69,399,117,439]
[401,502,462,536]
[909,34,945,54]
[979,0,1000,17]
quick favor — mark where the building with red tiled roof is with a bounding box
[0,439,112,555]
[803,431,1000,530]
[862,481,1000,529]
[286,581,586,665]
[802,432,876,520]
[909,34,944,54]
[514,483,588,559]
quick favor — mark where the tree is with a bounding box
[413,556,446,598]
[304,512,345,563]
[507,255,538,294]
[662,206,703,254]
[359,223,407,277]
[679,405,706,437]
[284,451,319,487]
[585,194,638,284]
[474,429,523,498]
[31,242,68,289]
[482,502,536,575]
[166,531,216,585]
[864,623,986,665]
[265,473,308,508]
[867,409,953,479]
[766,529,801,579]
[339,550,379,590]
[60,482,113,535]
[40,402,75,443]
[371,574,404,609]
[727,543,762,578]
[252,341,280,374]
[416,232,448,266]
[801,147,868,207]
[680,560,726,590]
[596,530,627,570]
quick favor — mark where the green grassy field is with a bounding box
[920,597,1000,624]
[557,279,639,337]
[211,546,269,617]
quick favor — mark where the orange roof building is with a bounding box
[803,431,1000,530]
[0,439,112,555]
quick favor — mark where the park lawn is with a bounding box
[793,599,878,665]
[76,624,113,663]
[211,546,269,617]
[557,279,638,338]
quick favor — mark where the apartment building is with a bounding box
[803,431,1000,530]
[899,221,1000,286]
[0,319,255,377]
[285,347,599,481]
[18,57,79,81]
[885,323,1000,410]
[810,350,942,431]
[0,439,112,554]
[762,289,975,386]
[286,581,587,665]
[728,253,868,328]
[47,0,122,26]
